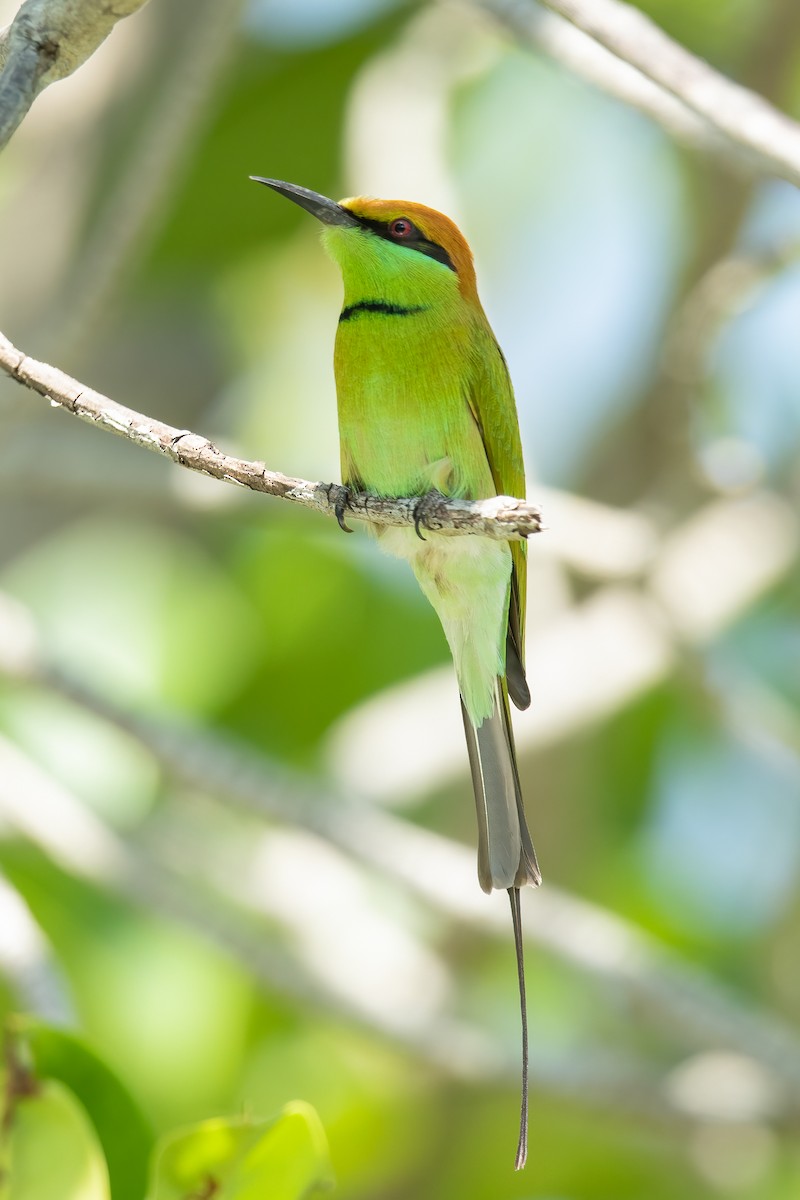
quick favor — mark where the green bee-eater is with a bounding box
[253,178,540,1169]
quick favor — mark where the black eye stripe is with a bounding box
[418,240,456,272]
[348,213,456,273]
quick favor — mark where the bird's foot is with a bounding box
[413,489,448,541]
[327,483,354,533]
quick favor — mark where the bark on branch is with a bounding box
[0,0,151,151]
[529,0,800,187]
[0,331,542,540]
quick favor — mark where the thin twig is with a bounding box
[527,0,800,187]
[0,0,151,152]
[0,331,542,540]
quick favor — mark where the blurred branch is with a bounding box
[662,241,800,389]
[482,0,800,186]
[0,872,72,1022]
[477,0,754,170]
[0,331,543,540]
[0,0,151,152]
[0,732,438,1066]
[47,0,244,356]
[2,596,800,1112]
[0,725,693,1124]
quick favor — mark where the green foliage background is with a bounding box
[1,0,800,1196]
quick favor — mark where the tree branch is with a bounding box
[0,331,542,540]
[487,0,800,187]
[0,26,10,73]
[477,0,757,172]
[0,0,152,152]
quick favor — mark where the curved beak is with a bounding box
[250,177,358,227]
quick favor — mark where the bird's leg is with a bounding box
[327,483,354,533]
[413,488,449,541]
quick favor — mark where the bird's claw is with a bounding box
[328,483,353,533]
[413,489,447,541]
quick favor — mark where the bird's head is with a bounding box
[252,178,480,307]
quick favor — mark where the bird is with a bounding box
[252,177,541,1170]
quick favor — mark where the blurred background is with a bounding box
[1,0,800,1195]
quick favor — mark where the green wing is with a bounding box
[467,321,530,709]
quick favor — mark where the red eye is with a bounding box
[389,218,415,239]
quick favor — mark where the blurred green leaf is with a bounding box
[11,1019,154,1200]
[0,1077,110,1200]
[2,518,261,713]
[0,842,256,1133]
[147,1102,334,1200]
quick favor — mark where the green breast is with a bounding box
[334,306,494,500]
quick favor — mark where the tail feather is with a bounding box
[461,678,541,895]
[506,627,531,711]
[461,681,538,1169]
[509,886,529,1171]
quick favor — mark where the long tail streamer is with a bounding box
[509,886,528,1170]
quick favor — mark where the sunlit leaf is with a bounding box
[147,1102,334,1200]
[0,1077,110,1200]
[15,1019,153,1200]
